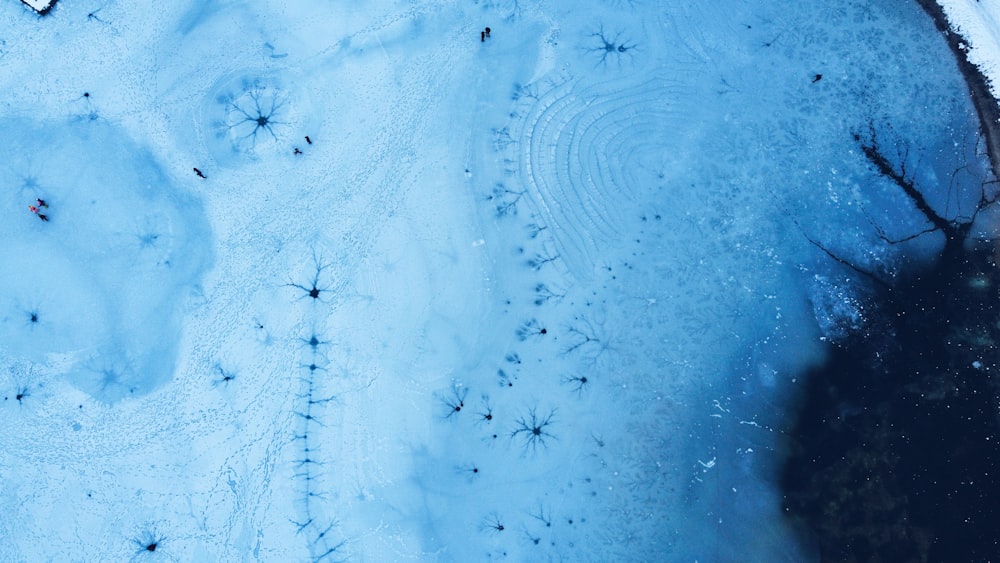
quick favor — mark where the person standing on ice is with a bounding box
[28,205,48,222]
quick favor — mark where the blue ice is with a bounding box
[0,118,212,402]
[0,0,986,561]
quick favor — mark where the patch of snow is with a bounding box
[20,0,55,15]
[937,0,1000,101]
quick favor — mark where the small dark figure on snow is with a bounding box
[481,31,485,42]
[35,198,48,208]
[294,147,302,155]
[193,167,206,179]
[305,135,313,144]
[38,213,49,222]
[812,73,822,83]
[485,27,491,38]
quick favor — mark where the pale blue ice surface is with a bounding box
[0,0,987,561]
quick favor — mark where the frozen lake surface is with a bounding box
[0,0,996,560]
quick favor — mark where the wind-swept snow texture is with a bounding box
[0,0,982,561]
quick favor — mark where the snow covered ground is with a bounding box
[0,0,992,561]
[938,0,1000,100]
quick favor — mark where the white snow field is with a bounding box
[18,0,53,15]
[938,0,1000,99]
[0,0,990,561]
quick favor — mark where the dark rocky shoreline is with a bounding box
[916,0,1000,181]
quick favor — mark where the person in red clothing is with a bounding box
[28,204,48,222]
